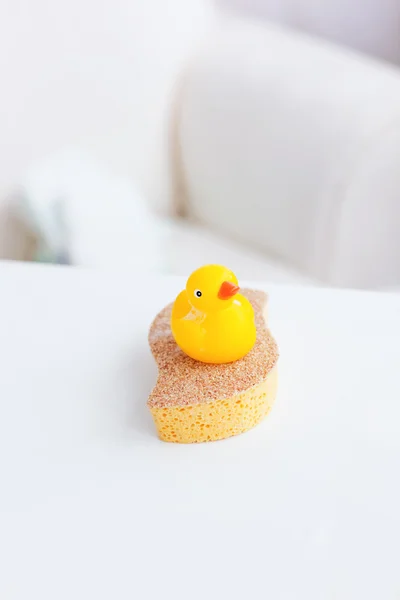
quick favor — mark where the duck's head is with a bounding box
[186,264,240,313]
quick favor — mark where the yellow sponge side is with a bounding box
[150,367,278,443]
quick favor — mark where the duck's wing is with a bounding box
[171,291,206,358]
[172,290,192,319]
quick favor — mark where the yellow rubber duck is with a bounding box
[171,264,256,364]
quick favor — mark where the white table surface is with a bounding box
[0,262,399,600]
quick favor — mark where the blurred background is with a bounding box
[1,0,400,289]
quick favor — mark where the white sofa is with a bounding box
[178,16,400,288]
[1,5,400,289]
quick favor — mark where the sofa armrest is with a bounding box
[178,16,400,288]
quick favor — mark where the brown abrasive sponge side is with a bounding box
[147,289,279,443]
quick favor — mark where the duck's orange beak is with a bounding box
[218,281,240,300]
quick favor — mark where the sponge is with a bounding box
[147,289,278,443]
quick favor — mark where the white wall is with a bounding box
[0,0,214,212]
[221,0,400,64]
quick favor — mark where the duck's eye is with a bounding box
[194,289,202,298]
